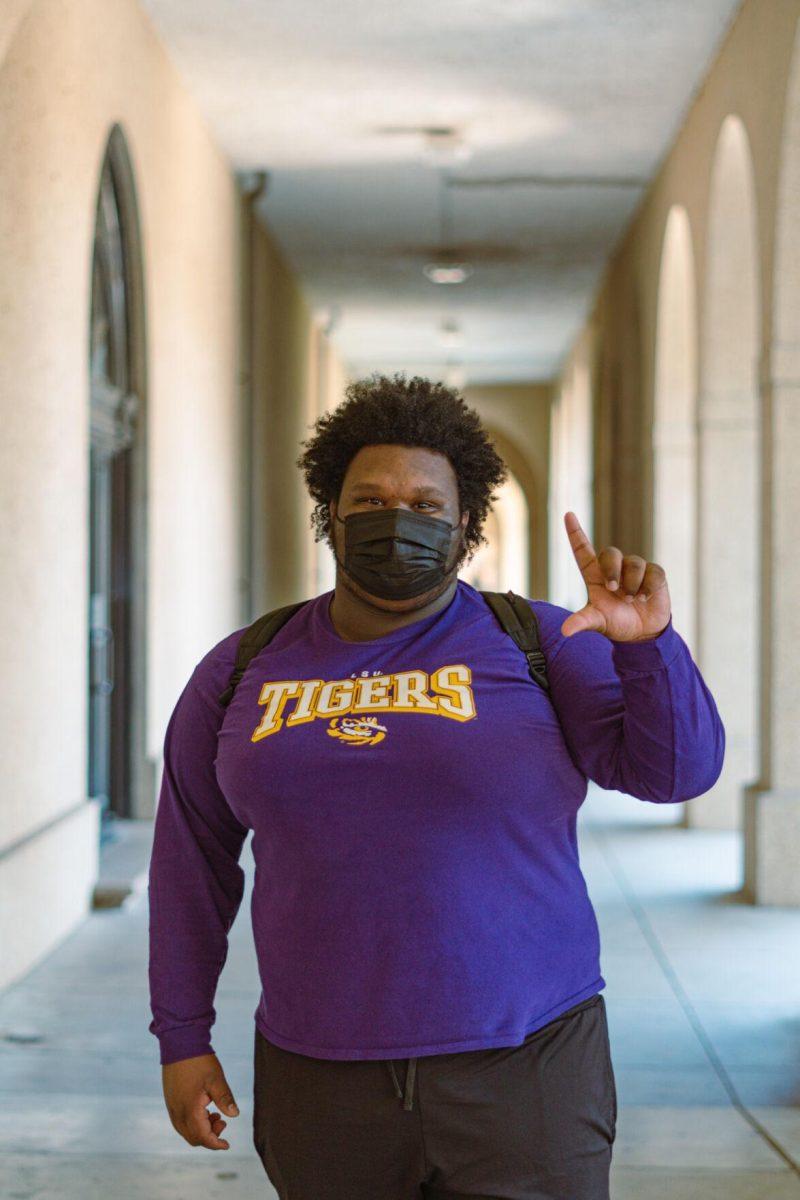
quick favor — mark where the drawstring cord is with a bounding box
[387,1056,417,1111]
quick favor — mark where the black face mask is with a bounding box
[333,507,461,600]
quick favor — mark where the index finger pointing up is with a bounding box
[564,511,604,588]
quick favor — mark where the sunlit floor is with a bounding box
[1,786,799,1199]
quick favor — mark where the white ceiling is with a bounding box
[140,0,743,384]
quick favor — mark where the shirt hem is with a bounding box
[254,976,606,1060]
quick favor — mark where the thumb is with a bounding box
[561,603,605,638]
[207,1072,240,1117]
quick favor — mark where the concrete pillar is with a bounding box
[744,344,800,903]
[695,385,759,829]
[652,410,698,654]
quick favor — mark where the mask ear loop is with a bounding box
[331,509,348,576]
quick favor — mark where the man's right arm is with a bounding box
[148,659,249,1065]
[148,650,250,1147]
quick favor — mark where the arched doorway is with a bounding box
[653,205,698,654]
[459,469,530,594]
[699,115,760,831]
[88,125,148,836]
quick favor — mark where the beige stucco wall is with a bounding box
[463,383,552,599]
[0,0,241,984]
[252,217,316,611]
[249,214,350,613]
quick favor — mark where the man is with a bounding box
[149,373,725,1199]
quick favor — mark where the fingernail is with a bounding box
[230,1104,239,1115]
[607,580,618,590]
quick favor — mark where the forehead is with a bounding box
[342,444,458,492]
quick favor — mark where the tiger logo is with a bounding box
[327,716,388,746]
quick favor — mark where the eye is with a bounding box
[352,497,438,509]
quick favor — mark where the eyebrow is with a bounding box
[348,481,448,499]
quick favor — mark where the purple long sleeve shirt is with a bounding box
[147,579,725,1065]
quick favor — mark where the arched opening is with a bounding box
[88,124,148,835]
[653,205,698,653]
[459,468,530,594]
[699,115,760,831]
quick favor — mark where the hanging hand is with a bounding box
[561,511,672,642]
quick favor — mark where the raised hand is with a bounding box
[561,511,672,643]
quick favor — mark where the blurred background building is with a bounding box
[1,1,800,1196]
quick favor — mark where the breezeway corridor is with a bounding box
[1,787,799,1199]
[3,0,800,1196]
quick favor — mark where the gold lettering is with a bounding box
[392,670,438,712]
[353,674,392,710]
[285,679,324,726]
[431,664,476,721]
[250,664,477,738]
[252,680,302,741]
[315,678,356,716]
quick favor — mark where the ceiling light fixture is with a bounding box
[423,170,473,285]
[424,262,473,285]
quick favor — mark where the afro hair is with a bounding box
[296,371,508,564]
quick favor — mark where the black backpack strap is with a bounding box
[480,590,550,694]
[218,599,310,708]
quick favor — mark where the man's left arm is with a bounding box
[541,510,727,803]
[543,610,726,804]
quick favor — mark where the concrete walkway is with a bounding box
[1,787,799,1199]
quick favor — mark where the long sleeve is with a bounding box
[541,610,726,803]
[147,658,250,1065]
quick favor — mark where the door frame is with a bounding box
[88,123,151,821]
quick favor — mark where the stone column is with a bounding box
[652,410,697,655]
[744,344,800,903]
[693,383,759,830]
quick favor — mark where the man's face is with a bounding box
[328,443,470,612]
